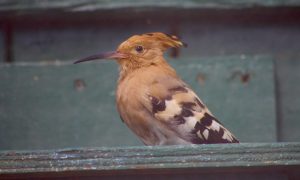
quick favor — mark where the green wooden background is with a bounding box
[0,0,299,149]
[0,56,275,150]
[0,0,300,179]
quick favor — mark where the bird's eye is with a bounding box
[135,45,144,53]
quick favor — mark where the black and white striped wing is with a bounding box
[148,84,239,144]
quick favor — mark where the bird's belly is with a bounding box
[129,117,191,146]
[118,102,190,145]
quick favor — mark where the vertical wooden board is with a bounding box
[276,55,300,141]
[0,28,4,62]
[0,62,142,150]
[169,55,276,142]
[13,25,168,62]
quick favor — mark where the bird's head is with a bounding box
[74,32,187,67]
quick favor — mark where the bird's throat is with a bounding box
[117,58,144,81]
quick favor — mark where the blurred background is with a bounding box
[0,0,300,150]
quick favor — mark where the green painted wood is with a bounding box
[275,55,300,142]
[0,61,141,150]
[0,143,299,179]
[12,26,169,63]
[0,55,275,150]
[0,0,299,13]
[181,24,300,58]
[11,25,300,63]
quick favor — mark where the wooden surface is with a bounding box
[0,0,298,149]
[275,55,300,142]
[0,56,275,150]
[8,22,300,63]
[0,143,299,179]
[0,1,299,179]
[0,28,3,62]
[0,0,299,13]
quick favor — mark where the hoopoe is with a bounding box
[74,32,239,145]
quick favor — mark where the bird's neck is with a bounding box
[117,59,143,81]
[117,57,176,82]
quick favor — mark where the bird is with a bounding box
[74,32,239,145]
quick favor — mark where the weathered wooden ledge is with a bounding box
[0,0,299,13]
[0,143,299,178]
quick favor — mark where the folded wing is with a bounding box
[146,78,239,144]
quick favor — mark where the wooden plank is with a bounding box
[0,28,3,62]
[180,24,300,58]
[275,55,300,142]
[11,20,300,62]
[12,26,169,63]
[0,61,141,150]
[0,55,275,150]
[0,0,299,14]
[0,143,299,178]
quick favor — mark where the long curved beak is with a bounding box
[74,51,128,64]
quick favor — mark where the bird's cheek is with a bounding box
[144,50,159,60]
